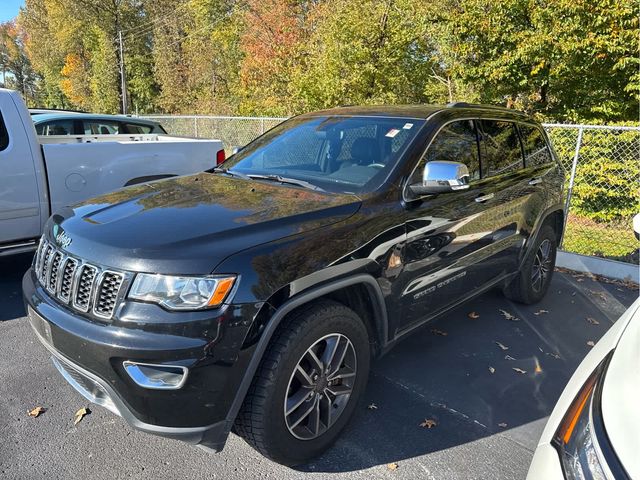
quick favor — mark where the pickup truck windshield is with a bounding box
[222,116,424,194]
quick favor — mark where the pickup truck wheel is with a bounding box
[235,300,370,466]
[503,225,557,304]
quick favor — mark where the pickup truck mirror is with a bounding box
[408,160,470,196]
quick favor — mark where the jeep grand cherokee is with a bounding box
[23,104,564,465]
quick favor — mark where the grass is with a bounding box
[562,214,639,263]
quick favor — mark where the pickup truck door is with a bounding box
[0,94,42,245]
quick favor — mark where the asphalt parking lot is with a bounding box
[0,252,637,480]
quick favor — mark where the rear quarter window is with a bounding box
[519,124,553,167]
[479,120,523,176]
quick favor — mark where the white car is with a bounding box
[527,297,640,479]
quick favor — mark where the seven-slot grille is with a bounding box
[34,239,126,320]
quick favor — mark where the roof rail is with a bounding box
[446,102,528,116]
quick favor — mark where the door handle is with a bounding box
[528,177,543,186]
[474,193,494,203]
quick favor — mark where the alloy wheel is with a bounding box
[531,239,552,293]
[284,333,357,440]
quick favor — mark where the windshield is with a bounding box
[222,116,424,194]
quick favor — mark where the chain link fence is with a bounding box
[143,115,640,264]
[543,124,639,264]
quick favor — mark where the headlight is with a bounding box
[128,274,236,310]
[553,355,619,480]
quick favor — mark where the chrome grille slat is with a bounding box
[93,271,124,318]
[58,258,78,303]
[47,251,63,294]
[36,241,126,320]
[72,265,98,313]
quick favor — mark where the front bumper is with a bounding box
[23,268,261,450]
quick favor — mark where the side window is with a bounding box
[84,120,121,135]
[37,120,75,135]
[124,123,152,134]
[411,120,480,184]
[519,124,553,167]
[479,120,523,176]
[0,112,8,150]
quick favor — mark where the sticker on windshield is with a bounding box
[403,123,414,129]
[385,128,400,138]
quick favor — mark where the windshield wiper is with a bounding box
[247,174,325,192]
[208,167,250,179]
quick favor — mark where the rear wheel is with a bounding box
[503,224,557,304]
[235,300,370,465]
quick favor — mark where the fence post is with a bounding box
[260,118,265,135]
[561,126,584,248]
[194,117,198,137]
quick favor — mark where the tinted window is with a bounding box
[36,120,75,135]
[125,123,152,134]
[519,124,553,167]
[479,120,523,176]
[224,116,424,193]
[0,112,8,150]
[412,120,480,183]
[84,120,121,135]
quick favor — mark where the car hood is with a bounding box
[601,298,640,479]
[48,173,361,274]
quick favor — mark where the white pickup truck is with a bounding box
[0,89,223,256]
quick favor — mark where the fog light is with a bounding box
[123,361,188,390]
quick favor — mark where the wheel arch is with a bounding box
[521,205,564,266]
[224,274,388,430]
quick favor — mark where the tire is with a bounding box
[235,300,370,466]
[503,224,557,304]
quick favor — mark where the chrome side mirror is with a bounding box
[408,161,470,196]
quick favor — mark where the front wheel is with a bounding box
[235,300,370,465]
[503,224,557,304]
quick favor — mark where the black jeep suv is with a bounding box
[23,104,564,465]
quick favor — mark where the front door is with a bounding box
[395,119,499,335]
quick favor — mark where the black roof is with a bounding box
[301,103,530,121]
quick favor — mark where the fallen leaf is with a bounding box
[73,407,90,425]
[533,309,549,316]
[430,328,448,336]
[28,406,46,417]
[498,422,507,428]
[534,360,543,373]
[495,341,509,351]
[419,419,437,429]
[504,355,517,361]
[499,309,519,321]
[468,311,480,319]
[587,340,595,347]
[586,317,600,325]
[488,366,495,374]
[387,463,399,471]
[367,403,378,410]
[512,367,527,374]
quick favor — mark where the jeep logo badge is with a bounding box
[54,229,72,248]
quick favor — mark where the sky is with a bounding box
[0,0,24,23]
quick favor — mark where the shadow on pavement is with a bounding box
[0,253,32,321]
[301,271,638,473]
